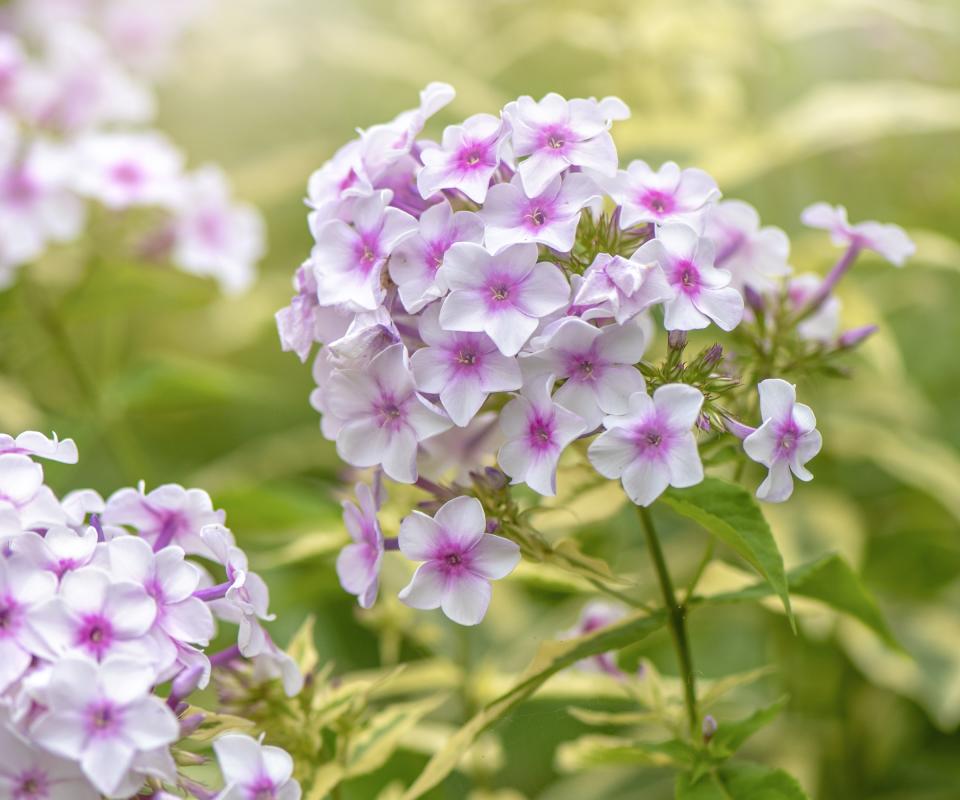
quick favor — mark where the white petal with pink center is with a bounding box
[704,200,791,291]
[572,251,674,324]
[588,384,705,506]
[498,377,587,496]
[397,496,520,626]
[438,242,570,356]
[417,112,507,204]
[609,160,720,231]
[801,202,914,266]
[213,733,302,800]
[743,379,822,503]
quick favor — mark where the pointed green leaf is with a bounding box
[400,609,666,800]
[699,553,899,649]
[557,734,697,773]
[661,478,793,627]
[676,761,809,800]
[711,697,788,756]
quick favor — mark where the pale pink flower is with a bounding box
[743,379,822,503]
[498,378,587,496]
[704,199,791,290]
[13,525,98,578]
[572,251,674,324]
[588,385,705,506]
[504,92,625,196]
[336,482,384,609]
[0,452,66,529]
[0,555,57,692]
[397,496,520,626]
[29,657,178,798]
[438,242,570,356]
[418,412,502,483]
[480,172,600,253]
[801,202,914,266]
[635,223,743,331]
[73,131,183,209]
[311,191,417,311]
[388,199,484,313]
[213,733,301,800]
[410,303,522,427]
[170,165,265,295]
[326,343,451,483]
[102,483,225,556]
[609,160,719,231]
[523,317,647,430]
[29,566,158,664]
[275,264,323,363]
[417,112,507,203]
[0,720,98,800]
[306,139,373,222]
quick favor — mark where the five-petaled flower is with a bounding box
[801,203,914,266]
[213,733,302,800]
[336,481,385,609]
[417,112,507,204]
[609,160,720,231]
[742,379,822,503]
[397,496,520,626]
[588,384,705,506]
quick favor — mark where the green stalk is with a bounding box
[638,505,698,736]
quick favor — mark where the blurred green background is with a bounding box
[2,1,959,797]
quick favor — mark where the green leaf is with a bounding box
[346,693,450,777]
[285,614,319,675]
[557,734,697,773]
[700,553,899,650]
[400,609,666,800]
[676,761,809,800]
[182,706,254,742]
[711,697,788,756]
[660,478,793,627]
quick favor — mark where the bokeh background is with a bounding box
[2,1,959,797]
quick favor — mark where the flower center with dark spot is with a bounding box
[579,360,594,376]
[92,706,113,729]
[528,207,545,226]
[650,198,666,212]
[456,350,477,366]
[680,269,696,287]
[361,246,375,264]
[646,432,662,447]
[547,134,564,149]
[0,604,12,632]
[533,425,551,442]
[445,553,462,566]
[491,285,509,301]
[780,432,796,451]
[381,403,401,420]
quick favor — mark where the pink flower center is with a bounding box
[376,393,407,432]
[196,210,226,248]
[76,613,114,659]
[564,345,605,383]
[85,700,122,738]
[2,167,38,208]
[631,416,674,461]
[641,190,675,216]
[248,776,278,800]
[490,284,510,301]
[526,206,546,227]
[671,260,701,296]
[445,552,463,566]
[14,768,49,800]
[456,349,477,366]
[526,412,556,452]
[0,595,21,637]
[110,161,144,188]
[457,140,492,172]
[774,418,801,459]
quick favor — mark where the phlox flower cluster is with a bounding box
[0,431,300,799]
[276,84,914,626]
[0,0,264,292]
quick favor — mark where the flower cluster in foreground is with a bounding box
[0,431,300,799]
[276,83,914,626]
[0,0,264,292]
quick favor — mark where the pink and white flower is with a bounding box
[801,202,914,266]
[742,379,822,503]
[102,482,225,556]
[704,199,791,290]
[572,251,674,324]
[388,199,484,314]
[326,343,451,483]
[0,555,57,692]
[498,378,587,496]
[504,92,625,196]
[416,112,507,204]
[73,131,183,209]
[14,525,98,578]
[397,496,520,626]
[29,566,158,664]
[588,384,705,506]
[0,430,78,463]
[169,165,265,295]
[29,657,179,798]
[213,733,302,800]
[438,242,570,356]
[336,482,385,609]
[635,223,743,331]
[523,317,647,430]
[410,304,522,427]
[609,160,720,231]
[275,264,323,363]
[0,720,98,800]
[787,273,841,343]
[480,172,600,253]
[311,191,417,311]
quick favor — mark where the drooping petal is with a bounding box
[440,571,492,626]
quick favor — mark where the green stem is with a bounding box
[585,575,654,613]
[638,505,698,737]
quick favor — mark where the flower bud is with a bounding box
[723,416,756,440]
[744,284,765,316]
[703,343,723,368]
[702,714,718,743]
[837,324,878,349]
[668,329,687,351]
